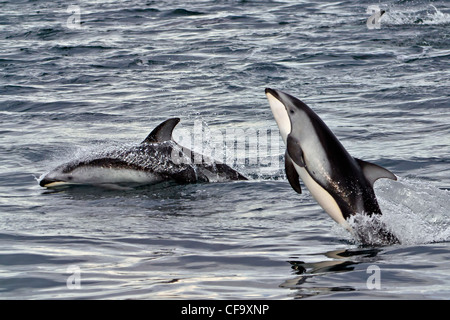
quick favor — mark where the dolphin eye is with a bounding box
[290,109,295,114]
[67,176,73,180]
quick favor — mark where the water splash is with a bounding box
[330,177,450,246]
[376,177,450,245]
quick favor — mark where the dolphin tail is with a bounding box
[354,158,397,187]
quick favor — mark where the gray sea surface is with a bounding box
[0,0,449,299]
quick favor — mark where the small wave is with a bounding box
[122,8,160,14]
[165,9,204,17]
[5,26,65,41]
[0,100,81,113]
[51,45,114,54]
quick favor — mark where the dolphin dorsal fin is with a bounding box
[355,158,397,187]
[142,118,180,144]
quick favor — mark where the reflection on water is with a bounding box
[281,248,382,299]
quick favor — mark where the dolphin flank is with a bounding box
[265,88,399,245]
[39,118,247,188]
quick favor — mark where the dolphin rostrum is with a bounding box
[265,88,399,245]
[39,118,247,188]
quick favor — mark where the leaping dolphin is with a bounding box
[39,118,247,188]
[265,88,399,245]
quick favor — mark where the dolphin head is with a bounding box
[39,157,162,188]
[265,88,320,143]
[265,88,291,143]
[39,163,79,187]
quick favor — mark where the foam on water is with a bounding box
[376,177,450,245]
[382,4,450,26]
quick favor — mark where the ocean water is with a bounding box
[0,0,449,300]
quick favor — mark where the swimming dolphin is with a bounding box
[39,118,247,188]
[265,88,399,245]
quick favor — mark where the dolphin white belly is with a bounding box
[294,163,349,227]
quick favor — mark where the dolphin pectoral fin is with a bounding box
[287,134,305,167]
[285,152,302,194]
[142,118,181,144]
[354,158,397,187]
